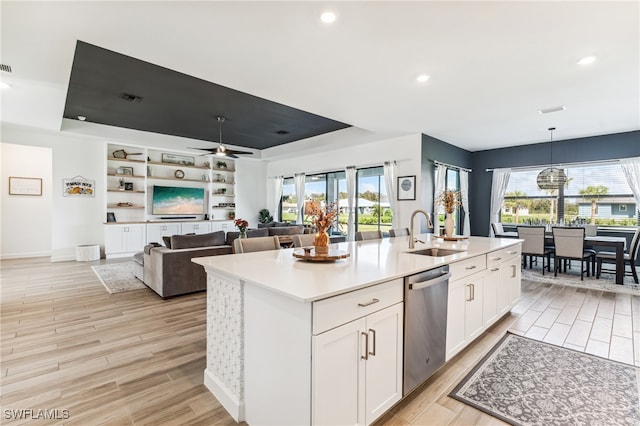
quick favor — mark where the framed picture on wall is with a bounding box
[9,177,42,196]
[397,175,416,201]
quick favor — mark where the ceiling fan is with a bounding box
[191,116,253,159]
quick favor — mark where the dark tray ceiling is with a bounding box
[63,41,350,150]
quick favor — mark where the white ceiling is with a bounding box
[1,1,638,152]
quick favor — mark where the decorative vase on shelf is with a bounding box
[444,212,454,237]
[313,229,330,255]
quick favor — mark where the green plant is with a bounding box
[258,208,273,224]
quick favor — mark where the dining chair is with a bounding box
[292,233,315,248]
[596,227,640,283]
[388,228,410,237]
[552,227,594,280]
[517,226,553,275]
[355,230,383,241]
[233,236,281,254]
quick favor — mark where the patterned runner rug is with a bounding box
[92,262,146,293]
[450,333,640,426]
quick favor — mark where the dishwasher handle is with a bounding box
[409,272,451,291]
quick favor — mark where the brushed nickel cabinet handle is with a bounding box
[369,329,376,357]
[492,257,502,261]
[361,332,369,360]
[466,284,472,302]
[358,298,380,308]
[491,268,500,272]
[465,265,477,270]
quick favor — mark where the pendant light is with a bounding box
[536,127,567,190]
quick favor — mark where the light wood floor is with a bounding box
[1,258,638,425]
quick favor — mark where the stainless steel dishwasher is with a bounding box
[403,265,451,395]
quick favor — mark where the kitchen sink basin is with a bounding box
[407,248,465,257]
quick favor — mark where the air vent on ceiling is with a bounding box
[0,64,12,73]
[275,130,290,135]
[120,92,143,103]
[537,105,566,114]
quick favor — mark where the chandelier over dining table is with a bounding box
[536,127,567,190]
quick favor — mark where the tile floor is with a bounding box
[510,278,640,366]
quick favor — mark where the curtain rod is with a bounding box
[432,160,472,173]
[484,158,625,172]
[267,158,410,179]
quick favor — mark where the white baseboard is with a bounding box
[203,368,245,422]
[0,251,51,260]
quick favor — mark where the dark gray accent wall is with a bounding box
[421,134,473,232]
[469,131,640,236]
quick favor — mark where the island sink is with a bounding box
[408,248,465,257]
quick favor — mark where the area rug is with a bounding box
[521,264,640,295]
[91,262,146,293]
[450,333,640,426]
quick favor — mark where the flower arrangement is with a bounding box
[305,201,338,233]
[436,190,462,214]
[234,218,248,233]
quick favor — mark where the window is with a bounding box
[278,166,391,234]
[435,167,462,234]
[502,162,637,227]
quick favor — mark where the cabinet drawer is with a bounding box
[449,255,486,281]
[313,279,403,335]
[487,244,522,268]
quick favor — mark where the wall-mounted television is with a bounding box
[151,185,205,215]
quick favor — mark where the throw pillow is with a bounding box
[170,231,226,249]
[162,236,172,248]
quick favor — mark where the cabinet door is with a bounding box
[446,278,467,360]
[182,221,211,235]
[507,258,522,306]
[497,259,517,315]
[105,225,126,255]
[312,317,366,426]
[483,267,499,326]
[123,224,145,253]
[146,223,181,245]
[465,272,484,342]
[365,303,403,425]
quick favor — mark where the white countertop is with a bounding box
[193,234,521,303]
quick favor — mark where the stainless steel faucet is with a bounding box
[409,209,434,249]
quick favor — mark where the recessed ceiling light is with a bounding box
[416,74,430,83]
[577,56,596,65]
[320,11,336,24]
[0,82,10,89]
[77,115,86,121]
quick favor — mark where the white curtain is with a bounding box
[433,164,447,236]
[489,168,511,236]
[294,173,306,224]
[346,166,356,241]
[272,176,283,222]
[383,161,399,229]
[460,170,471,236]
[620,157,640,217]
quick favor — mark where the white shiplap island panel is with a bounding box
[192,235,522,425]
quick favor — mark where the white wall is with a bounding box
[1,143,53,259]
[1,124,105,261]
[235,158,267,229]
[264,133,424,231]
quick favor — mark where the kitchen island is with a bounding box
[193,234,522,425]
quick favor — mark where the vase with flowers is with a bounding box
[435,190,462,237]
[234,218,249,239]
[305,200,338,255]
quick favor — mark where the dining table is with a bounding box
[496,230,627,284]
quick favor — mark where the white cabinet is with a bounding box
[446,270,485,360]
[211,221,233,233]
[146,222,181,245]
[181,221,211,235]
[312,303,403,426]
[104,224,145,258]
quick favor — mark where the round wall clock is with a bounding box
[174,169,185,179]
